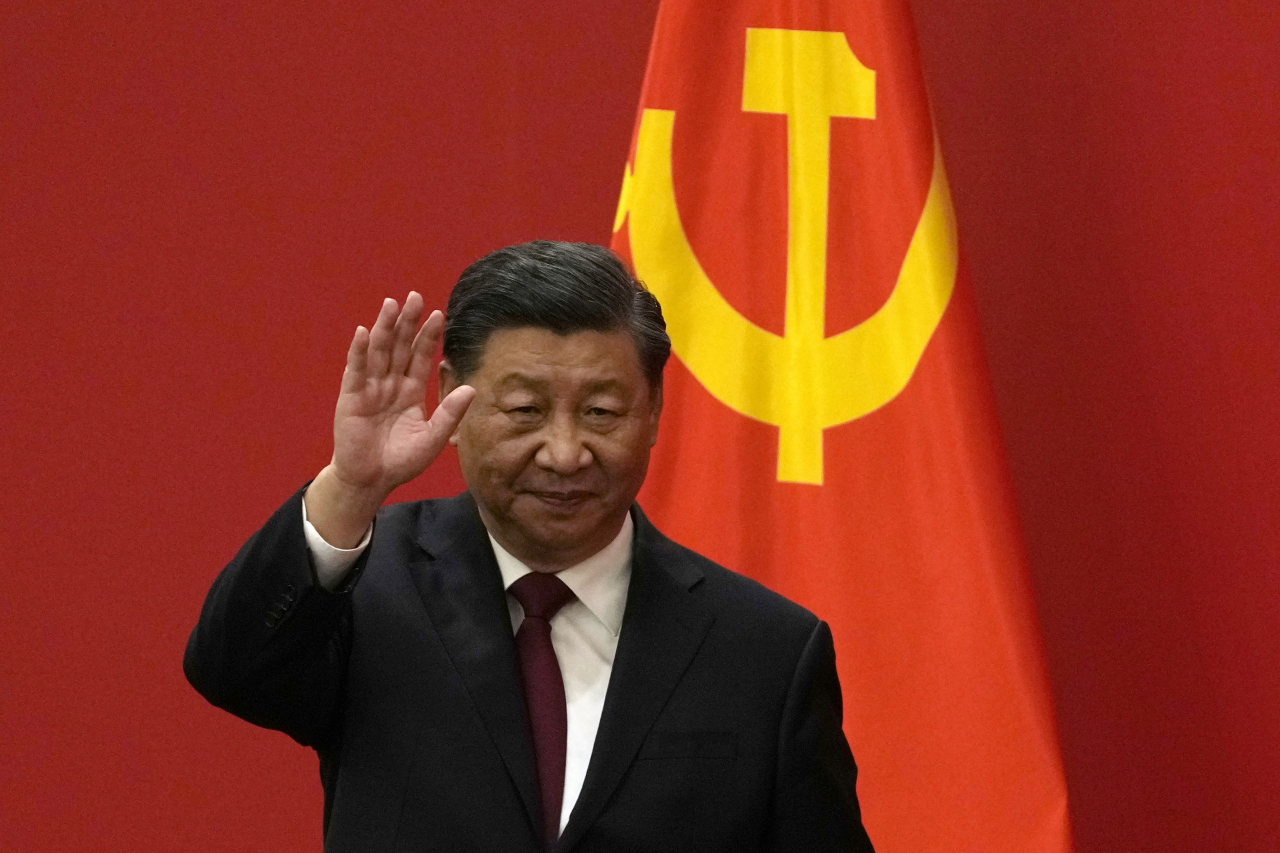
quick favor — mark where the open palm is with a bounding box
[331,293,475,497]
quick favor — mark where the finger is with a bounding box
[366,297,398,378]
[407,309,445,384]
[389,291,424,377]
[426,384,477,449]
[340,326,370,393]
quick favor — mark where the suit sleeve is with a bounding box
[767,620,876,852]
[183,484,369,747]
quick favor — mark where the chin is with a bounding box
[522,511,608,551]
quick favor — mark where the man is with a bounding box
[185,241,875,852]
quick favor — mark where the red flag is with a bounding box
[611,1,1073,850]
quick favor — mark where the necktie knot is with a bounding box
[509,572,575,622]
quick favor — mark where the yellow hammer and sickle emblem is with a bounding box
[614,28,958,485]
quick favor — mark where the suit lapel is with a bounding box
[556,507,715,852]
[408,493,543,842]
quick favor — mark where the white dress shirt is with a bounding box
[302,500,631,834]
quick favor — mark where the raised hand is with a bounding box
[305,293,476,548]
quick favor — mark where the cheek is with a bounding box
[594,429,655,481]
[467,434,539,484]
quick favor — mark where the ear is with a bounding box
[438,360,466,445]
[646,381,663,447]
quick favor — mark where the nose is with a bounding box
[534,412,592,475]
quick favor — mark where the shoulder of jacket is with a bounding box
[641,522,821,634]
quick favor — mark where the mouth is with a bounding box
[527,490,595,511]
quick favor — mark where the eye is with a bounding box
[585,406,619,418]
[505,405,543,423]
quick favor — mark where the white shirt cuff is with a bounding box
[302,497,373,591]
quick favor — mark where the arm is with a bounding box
[767,620,876,852]
[183,484,364,745]
[184,293,475,744]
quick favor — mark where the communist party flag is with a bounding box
[610,1,1073,851]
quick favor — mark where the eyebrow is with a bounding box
[492,374,631,396]
[493,374,548,393]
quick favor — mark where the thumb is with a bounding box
[430,385,477,445]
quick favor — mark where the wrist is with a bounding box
[304,465,389,549]
[323,463,394,505]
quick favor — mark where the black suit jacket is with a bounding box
[185,487,874,852]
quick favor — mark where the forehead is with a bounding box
[473,326,645,390]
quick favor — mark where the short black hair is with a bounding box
[442,240,670,387]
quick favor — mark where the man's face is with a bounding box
[440,326,661,572]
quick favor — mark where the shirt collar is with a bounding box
[488,513,633,637]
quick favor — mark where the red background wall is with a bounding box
[2,1,1276,851]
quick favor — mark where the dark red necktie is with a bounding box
[509,572,576,844]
